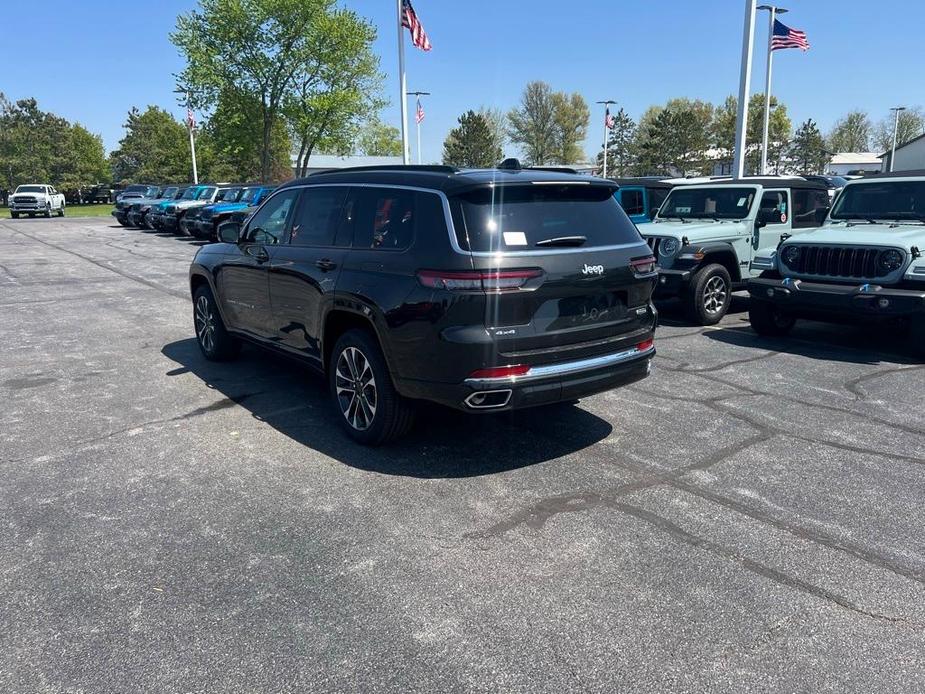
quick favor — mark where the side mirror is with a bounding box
[217,221,242,243]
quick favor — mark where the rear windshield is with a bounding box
[660,187,755,220]
[452,184,640,252]
[831,181,925,221]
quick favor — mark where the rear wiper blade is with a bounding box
[535,235,587,247]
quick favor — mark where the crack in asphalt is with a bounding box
[845,365,925,401]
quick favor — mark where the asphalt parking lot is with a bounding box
[2,216,924,693]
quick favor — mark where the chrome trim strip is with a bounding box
[464,344,654,387]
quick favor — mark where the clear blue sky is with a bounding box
[1,0,922,164]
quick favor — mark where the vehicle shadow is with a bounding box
[703,321,919,365]
[161,338,613,478]
[655,294,749,328]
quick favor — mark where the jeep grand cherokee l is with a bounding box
[188,165,658,444]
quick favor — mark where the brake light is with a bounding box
[636,338,655,352]
[417,268,542,291]
[469,364,531,379]
[630,255,657,275]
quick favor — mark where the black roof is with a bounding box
[609,176,675,189]
[278,165,617,195]
[854,169,925,179]
[684,177,829,191]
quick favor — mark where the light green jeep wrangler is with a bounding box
[641,178,831,324]
[748,172,925,356]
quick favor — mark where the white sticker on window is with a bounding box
[503,231,528,246]
[676,206,692,214]
[737,197,747,206]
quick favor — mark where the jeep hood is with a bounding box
[785,223,925,248]
[641,219,749,243]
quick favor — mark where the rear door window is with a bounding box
[452,184,638,253]
[351,188,416,251]
[289,186,348,247]
[619,188,644,216]
[759,190,789,225]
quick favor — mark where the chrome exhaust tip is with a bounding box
[464,389,513,409]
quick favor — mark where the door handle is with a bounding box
[315,258,337,271]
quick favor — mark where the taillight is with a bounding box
[630,255,657,275]
[468,364,530,379]
[417,268,542,291]
[636,338,655,352]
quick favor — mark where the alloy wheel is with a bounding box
[335,346,378,431]
[194,295,216,353]
[702,276,728,315]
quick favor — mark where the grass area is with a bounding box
[3,204,113,219]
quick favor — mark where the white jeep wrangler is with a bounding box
[748,172,925,356]
[9,184,66,218]
[641,178,831,324]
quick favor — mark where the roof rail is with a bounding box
[309,164,459,175]
[528,166,578,174]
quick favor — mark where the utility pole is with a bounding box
[407,91,430,165]
[732,0,758,179]
[757,5,787,175]
[596,100,616,178]
[889,106,906,172]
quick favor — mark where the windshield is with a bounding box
[161,187,179,199]
[217,188,242,202]
[125,184,149,193]
[15,185,45,193]
[181,188,200,200]
[452,184,640,252]
[827,176,848,188]
[196,187,217,200]
[831,181,925,221]
[660,187,755,219]
[239,187,261,203]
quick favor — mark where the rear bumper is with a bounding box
[396,343,655,412]
[748,277,925,321]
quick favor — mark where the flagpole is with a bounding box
[185,91,198,184]
[397,0,410,165]
[732,0,757,179]
[596,99,616,178]
[758,6,786,175]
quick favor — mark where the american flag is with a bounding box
[604,107,615,129]
[401,0,432,52]
[415,98,425,124]
[186,105,196,130]
[771,19,809,51]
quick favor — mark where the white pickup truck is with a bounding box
[9,184,66,218]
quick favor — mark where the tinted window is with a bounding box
[759,190,789,225]
[245,189,299,245]
[831,181,925,221]
[161,187,179,199]
[791,189,831,228]
[453,184,638,252]
[216,188,242,202]
[352,188,416,250]
[619,188,644,216]
[648,187,668,214]
[180,188,199,200]
[660,187,754,219]
[289,187,348,247]
[196,187,217,200]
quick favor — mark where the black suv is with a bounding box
[188,165,658,444]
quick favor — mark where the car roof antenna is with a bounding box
[497,158,522,171]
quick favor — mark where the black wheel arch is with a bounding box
[321,301,396,380]
[684,241,743,282]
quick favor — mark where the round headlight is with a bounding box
[659,237,680,256]
[878,249,904,273]
[781,245,801,267]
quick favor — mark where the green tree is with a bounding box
[550,92,589,164]
[634,100,713,176]
[205,91,292,181]
[442,111,502,168]
[60,125,110,187]
[109,106,193,183]
[872,107,925,151]
[507,81,557,165]
[172,0,363,181]
[827,111,872,152]
[356,119,402,156]
[597,108,636,177]
[710,94,791,173]
[788,118,828,174]
[285,8,384,177]
[478,106,507,158]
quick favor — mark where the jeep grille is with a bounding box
[782,245,894,280]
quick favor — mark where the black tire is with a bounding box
[748,299,796,337]
[10,212,18,219]
[329,328,415,445]
[58,204,65,217]
[910,320,925,360]
[192,285,240,361]
[686,263,732,325]
[28,213,35,218]
[44,205,52,218]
